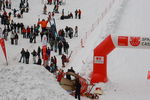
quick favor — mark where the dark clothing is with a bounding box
[75,80,81,100]
[25,51,30,64]
[19,49,25,63]
[58,41,63,55]
[31,50,37,56]
[37,47,41,58]
[61,54,66,67]
[64,42,69,54]
[45,66,50,71]
[66,68,75,80]
[75,10,78,19]
[36,58,42,65]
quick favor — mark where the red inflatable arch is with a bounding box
[91,35,150,83]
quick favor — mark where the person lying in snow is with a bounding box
[60,12,73,20]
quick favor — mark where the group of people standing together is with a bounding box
[0,0,11,11]
[0,0,83,100]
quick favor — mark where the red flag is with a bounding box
[147,71,150,80]
[0,38,8,63]
[42,46,48,60]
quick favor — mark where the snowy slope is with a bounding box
[0,64,75,100]
[105,0,150,100]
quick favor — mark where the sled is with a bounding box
[59,71,102,99]
[60,72,78,91]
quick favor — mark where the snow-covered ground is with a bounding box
[0,0,150,100]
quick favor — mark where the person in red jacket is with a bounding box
[57,69,64,82]
[26,26,31,38]
[38,19,49,32]
[47,0,52,5]
[22,27,26,38]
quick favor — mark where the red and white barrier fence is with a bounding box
[80,0,116,48]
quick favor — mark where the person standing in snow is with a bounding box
[75,9,78,19]
[43,4,47,14]
[31,49,37,64]
[0,0,4,11]
[26,26,30,38]
[12,8,18,17]
[8,0,11,9]
[58,40,63,55]
[3,27,8,40]
[74,26,78,37]
[38,18,49,33]
[14,32,19,45]
[19,48,26,63]
[68,27,73,39]
[53,56,57,66]
[78,9,81,19]
[46,47,51,63]
[5,0,9,9]
[20,7,25,18]
[37,46,41,58]
[22,26,26,38]
[75,78,81,100]
[25,49,30,64]
[63,41,69,55]
[54,37,58,52]
[10,31,15,45]
[65,26,69,37]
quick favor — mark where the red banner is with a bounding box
[42,46,48,60]
[147,71,150,80]
[0,38,8,63]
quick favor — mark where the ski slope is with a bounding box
[100,0,150,100]
[0,0,150,100]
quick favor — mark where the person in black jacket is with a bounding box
[25,49,30,64]
[31,49,37,64]
[75,9,78,19]
[19,48,25,63]
[58,41,63,55]
[75,78,81,100]
[64,41,69,55]
[66,67,75,80]
[37,46,41,58]
[14,33,19,45]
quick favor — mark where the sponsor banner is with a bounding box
[42,45,48,60]
[118,36,128,46]
[112,35,150,48]
[94,56,104,64]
